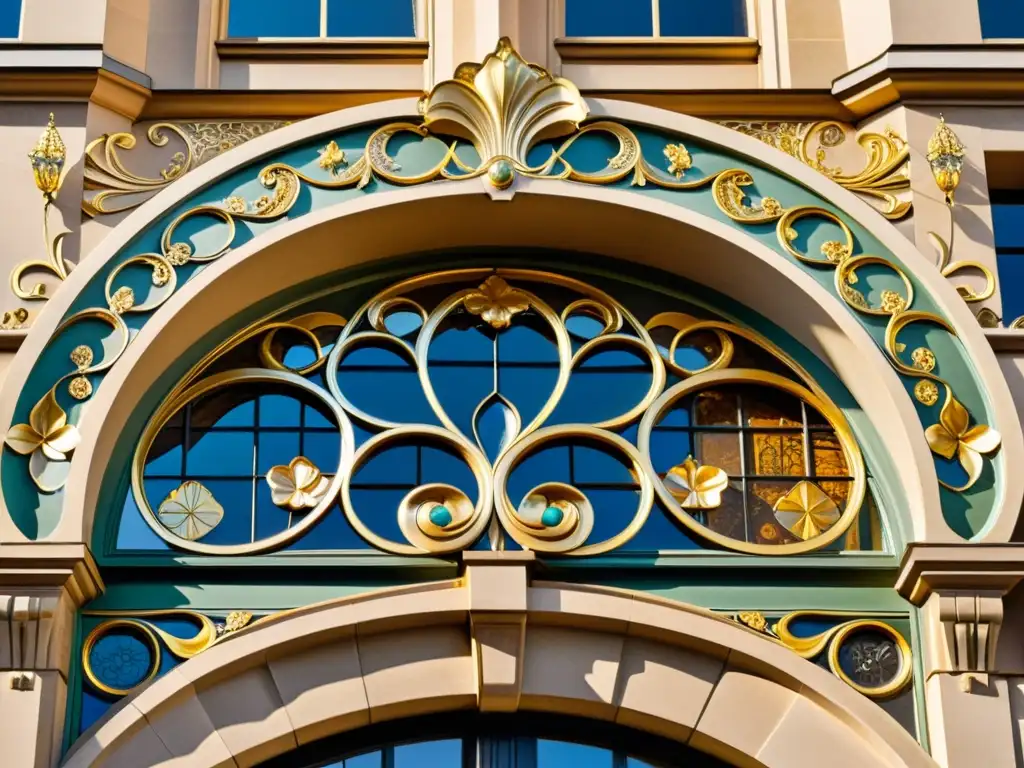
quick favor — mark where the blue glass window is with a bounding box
[227,0,416,38]
[980,0,1024,39]
[992,194,1024,324]
[227,0,321,37]
[327,0,415,37]
[0,0,20,38]
[565,0,746,37]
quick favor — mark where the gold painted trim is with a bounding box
[139,90,422,121]
[0,69,151,121]
[554,37,760,62]
[215,38,429,60]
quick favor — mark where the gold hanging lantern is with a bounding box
[927,115,965,206]
[28,113,66,198]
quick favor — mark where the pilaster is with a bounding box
[896,543,1024,768]
[0,543,103,768]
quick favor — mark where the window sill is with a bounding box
[216,37,429,61]
[555,36,759,63]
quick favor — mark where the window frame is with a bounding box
[218,0,427,43]
[554,0,760,64]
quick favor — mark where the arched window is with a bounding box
[110,262,889,559]
[255,713,735,768]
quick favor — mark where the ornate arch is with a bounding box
[62,569,938,768]
[0,40,1019,549]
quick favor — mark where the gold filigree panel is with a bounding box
[83,121,288,216]
[720,120,911,220]
[124,269,872,558]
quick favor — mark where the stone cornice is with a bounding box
[0,542,103,606]
[896,543,1024,605]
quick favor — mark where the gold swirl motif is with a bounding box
[712,170,785,223]
[82,609,253,697]
[399,483,481,551]
[83,121,287,216]
[721,120,910,220]
[509,482,593,552]
[777,207,999,493]
[770,611,912,700]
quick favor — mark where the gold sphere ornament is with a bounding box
[927,116,965,206]
[28,113,66,198]
[487,159,515,190]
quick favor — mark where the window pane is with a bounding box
[694,390,739,425]
[993,203,1024,248]
[227,0,320,37]
[980,0,1024,39]
[326,0,416,37]
[565,0,653,36]
[660,0,747,36]
[998,253,1024,323]
[0,0,20,38]
[747,432,805,476]
[537,740,614,767]
[393,739,462,767]
[695,431,742,475]
[186,431,255,476]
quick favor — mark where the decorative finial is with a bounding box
[28,113,66,198]
[927,115,965,206]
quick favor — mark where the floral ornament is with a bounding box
[663,455,728,509]
[760,197,783,217]
[773,480,840,540]
[915,380,940,406]
[318,140,347,176]
[879,289,906,314]
[266,456,331,511]
[5,387,81,466]
[165,242,192,265]
[664,143,692,178]
[820,240,851,263]
[216,610,253,636]
[109,286,135,314]
[738,610,769,633]
[464,276,530,330]
[911,347,936,372]
[158,481,224,540]
[925,395,1001,489]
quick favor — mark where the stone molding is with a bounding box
[62,572,937,768]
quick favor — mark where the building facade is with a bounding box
[3,0,1024,766]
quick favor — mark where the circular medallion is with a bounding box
[830,622,911,698]
[914,379,940,406]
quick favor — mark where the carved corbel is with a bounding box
[464,551,534,712]
[0,592,72,691]
[933,591,1004,691]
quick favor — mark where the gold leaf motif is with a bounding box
[158,481,224,540]
[925,395,1000,490]
[318,140,347,176]
[109,286,135,314]
[464,276,531,329]
[663,455,729,510]
[664,143,692,178]
[773,480,840,540]
[1,308,30,330]
[70,344,93,369]
[68,376,92,401]
[266,456,331,511]
[4,389,81,462]
[915,380,940,406]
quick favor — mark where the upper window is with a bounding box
[111,264,888,560]
[0,0,21,38]
[564,0,747,38]
[979,0,1024,39]
[992,191,1024,324]
[225,0,416,39]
